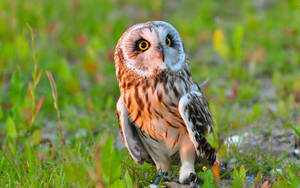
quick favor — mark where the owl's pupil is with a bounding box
[141,42,146,48]
[166,37,171,46]
[137,40,149,51]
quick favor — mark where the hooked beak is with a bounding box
[158,44,165,62]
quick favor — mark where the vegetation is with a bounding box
[0,0,299,187]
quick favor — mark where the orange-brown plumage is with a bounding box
[114,21,216,185]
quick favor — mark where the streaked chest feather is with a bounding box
[120,71,194,149]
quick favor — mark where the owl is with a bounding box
[114,21,216,186]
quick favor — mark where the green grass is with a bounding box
[1,0,300,187]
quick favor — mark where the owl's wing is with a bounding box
[116,99,153,165]
[178,90,216,165]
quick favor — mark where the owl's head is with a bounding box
[115,21,186,77]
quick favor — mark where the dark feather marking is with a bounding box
[186,69,191,77]
[166,120,178,129]
[134,87,144,110]
[154,110,163,118]
[163,81,169,95]
[147,102,152,115]
[127,96,132,109]
[140,129,147,138]
[145,79,150,88]
[126,81,133,88]
[153,80,158,92]
[162,101,169,109]
[172,133,180,148]
[169,81,174,89]
[157,91,163,102]
[173,85,179,98]
[145,92,149,103]
[149,135,159,143]
[117,48,125,64]
[169,109,178,117]
[117,71,121,81]
[132,110,141,123]
[139,122,144,129]
[164,128,168,139]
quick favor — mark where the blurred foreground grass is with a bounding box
[0,0,300,187]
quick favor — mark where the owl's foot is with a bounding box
[181,173,203,188]
[149,171,170,187]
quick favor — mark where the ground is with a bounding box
[0,0,300,187]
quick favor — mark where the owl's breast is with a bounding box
[121,71,194,150]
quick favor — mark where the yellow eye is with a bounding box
[166,36,171,46]
[138,40,149,51]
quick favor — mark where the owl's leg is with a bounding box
[150,157,171,186]
[179,137,201,186]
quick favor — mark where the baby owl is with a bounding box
[114,21,216,186]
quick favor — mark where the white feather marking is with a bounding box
[178,92,201,156]
[191,84,200,92]
[126,59,152,76]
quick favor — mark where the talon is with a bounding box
[153,171,169,185]
[181,173,203,187]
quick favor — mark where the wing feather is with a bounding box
[116,99,153,165]
[178,90,216,165]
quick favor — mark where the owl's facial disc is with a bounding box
[119,21,186,76]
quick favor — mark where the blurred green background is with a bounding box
[0,0,300,187]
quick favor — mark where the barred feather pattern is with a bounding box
[180,92,216,165]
